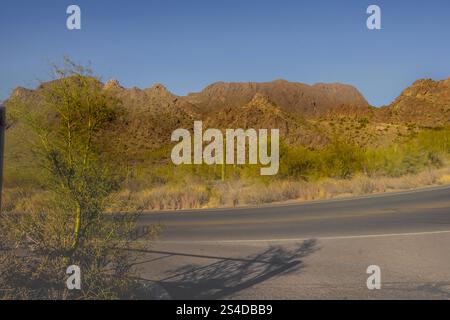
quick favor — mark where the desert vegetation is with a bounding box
[0,59,158,299]
[3,61,450,215]
[103,127,450,211]
[5,122,450,213]
[1,59,450,299]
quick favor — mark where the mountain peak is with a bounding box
[143,83,176,101]
[185,79,368,116]
[387,77,450,126]
[104,79,123,90]
[150,83,167,90]
[11,86,32,98]
[271,79,289,84]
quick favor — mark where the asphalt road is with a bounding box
[136,185,450,299]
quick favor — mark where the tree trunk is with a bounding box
[72,205,81,250]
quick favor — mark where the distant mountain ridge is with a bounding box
[184,79,369,117]
[6,77,450,155]
[98,78,370,118]
[96,77,450,125]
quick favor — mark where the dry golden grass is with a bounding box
[4,166,450,213]
[2,187,52,213]
[439,174,450,184]
[110,166,450,212]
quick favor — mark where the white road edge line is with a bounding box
[153,230,450,244]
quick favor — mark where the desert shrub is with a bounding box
[363,127,450,178]
[280,144,317,180]
[0,59,158,299]
[416,127,450,154]
[319,140,365,179]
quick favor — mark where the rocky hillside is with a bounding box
[185,79,369,117]
[381,78,450,127]
[204,94,329,146]
[5,77,450,157]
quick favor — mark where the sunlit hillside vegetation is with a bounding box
[3,70,450,212]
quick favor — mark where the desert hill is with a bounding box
[185,79,369,117]
[381,78,450,127]
[5,77,450,158]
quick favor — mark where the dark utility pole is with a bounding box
[0,105,5,210]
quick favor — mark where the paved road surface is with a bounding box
[135,186,450,299]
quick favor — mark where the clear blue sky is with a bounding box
[1,0,449,106]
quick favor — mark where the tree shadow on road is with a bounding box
[383,281,450,299]
[151,239,319,300]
